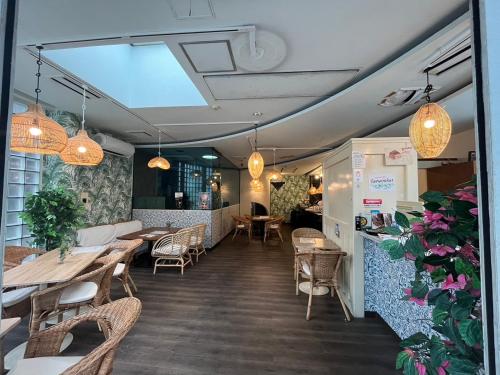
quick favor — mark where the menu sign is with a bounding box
[369,175,396,192]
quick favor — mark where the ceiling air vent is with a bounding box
[378,86,439,107]
[50,76,101,99]
[424,30,471,76]
[125,130,153,138]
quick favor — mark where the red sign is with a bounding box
[363,198,382,207]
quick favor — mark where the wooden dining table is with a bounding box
[116,226,180,266]
[3,245,109,288]
[247,215,277,238]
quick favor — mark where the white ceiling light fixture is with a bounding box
[202,154,218,160]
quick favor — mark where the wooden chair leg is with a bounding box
[306,283,314,320]
[263,230,267,242]
[124,282,133,297]
[296,273,300,296]
[277,230,283,242]
[128,275,138,292]
[232,229,238,240]
[336,287,351,322]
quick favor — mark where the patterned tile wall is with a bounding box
[270,175,309,222]
[364,237,434,339]
[133,204,239,248]
[43,111,133,226]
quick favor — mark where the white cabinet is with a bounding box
[322,138,418,317]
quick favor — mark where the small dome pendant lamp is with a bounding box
[60,86,104,166]
[409,71,452,158]
[148,130,170,170]
[248,125,264,179]
[10,46,68,154]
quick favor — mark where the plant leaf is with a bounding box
[395,211,410,228]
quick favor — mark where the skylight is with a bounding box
[43,43,207,109]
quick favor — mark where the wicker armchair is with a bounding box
[232,216,252,240]
[296,249,351,321]
[151,228,193,275]
[29,252,123,335]
[264,216,285,242]
[9,297,142,375]
[4,246,44,271]
[291,228,326,280]
[189,224,207,263]
[109,239,143,297]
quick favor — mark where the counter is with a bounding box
[133,204,240,248]
[361,233,433,339]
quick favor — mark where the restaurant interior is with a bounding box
[0,0,498,374]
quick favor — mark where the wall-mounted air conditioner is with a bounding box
[93,133,135,157]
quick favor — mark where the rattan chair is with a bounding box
[9,297,142,375]
[232,216,252,240]
[109,239,143,297]
[29,252,123,335]
[291,228,326,280]
[4,246,44,271]
[296,249,351,321]
[189,224,207,262]
[151,228,193,275]
[264,216,285,242]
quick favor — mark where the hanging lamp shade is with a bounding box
[60,130,104,166]
[250,178,264,192]
[409,102,452,158]
[316,183,324,194]
[248,151,264,179]
[308,186,317,195]
[148,156,171,170]
[10,103,68,154]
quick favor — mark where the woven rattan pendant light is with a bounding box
[270,148,285,190]
[248,125,264,179]
[60,86,104,166]
[409,71,452,158]
[148,130,170,170]
[10,46,68,154]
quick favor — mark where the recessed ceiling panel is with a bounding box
[180,41,236,73]
[204,70,359,99]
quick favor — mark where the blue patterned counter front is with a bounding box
[363,235,434,339]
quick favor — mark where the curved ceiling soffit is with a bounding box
[142,10,470,152]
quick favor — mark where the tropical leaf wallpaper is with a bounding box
[43,110,133,226]
[270,175,309,222]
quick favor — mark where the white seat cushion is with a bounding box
[113,262,125,277]
[2,286,38,308]
[236,224,245,229]
[8,356,83,375]
[59,282,98,305]
[77,225,116,247]
[114,220,143,238]
[300,261,311,276]
[21,254,37,264]
[153,244,188,256]
[71,245,106,255]
[270,224,280,229]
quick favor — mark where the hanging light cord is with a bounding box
[273,148,276,170]
[254,125,258,151]
[157,130,161,157]
[424,70,433,103]
[81,86,87,130]
[34,46,43,105]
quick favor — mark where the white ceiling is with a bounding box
[14,0,472,174]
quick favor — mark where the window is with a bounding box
[181,163,207,209]
[5,102,41,246]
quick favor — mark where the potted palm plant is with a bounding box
[20,187,85,252]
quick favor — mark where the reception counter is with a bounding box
[133,204,240,248]
[361,233,433,339]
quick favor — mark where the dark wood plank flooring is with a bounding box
[4,227,400,374]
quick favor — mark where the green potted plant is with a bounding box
[381,181,483,374]
[20,187,85,251]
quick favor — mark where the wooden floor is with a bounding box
[4,228,400,374]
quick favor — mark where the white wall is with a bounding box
[239,168,275,215]
[439,127,476,159]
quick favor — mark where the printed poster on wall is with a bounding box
[384,147,413,166]
[352,151,366,169]
[369,175,396,192]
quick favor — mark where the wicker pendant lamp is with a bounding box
[148,130,170,170]
[248,125,264,179]
[250,178,264,192]
[60,86,104,166]
[270,148,285,190]
[10,46,68,154]
[409,71,452,158]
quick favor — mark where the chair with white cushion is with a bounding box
[2,286,39,319]
[295,249,351,321]
[151,228,192,275]
[264,216,285,243]
[188,224,207,263]
[291,228,326,281]
[109,239,143,297]
[231,216,252,240]
[28,252,123,335]
[8,297,141,375]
